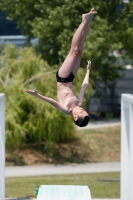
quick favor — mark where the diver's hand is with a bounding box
[25,89,38,96]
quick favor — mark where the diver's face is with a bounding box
[72,106,88,121]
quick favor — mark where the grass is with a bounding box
[6,172,120,198]
[6,126,120,198]
[6,125,120,165]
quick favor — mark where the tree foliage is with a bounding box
[0,45,89,156]
[1,0,133,82]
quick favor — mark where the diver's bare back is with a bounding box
[57,82,81,113]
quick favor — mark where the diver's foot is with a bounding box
[82,8,97,22]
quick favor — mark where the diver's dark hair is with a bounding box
[74,115,90,127]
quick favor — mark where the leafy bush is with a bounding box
[0,45,85,156]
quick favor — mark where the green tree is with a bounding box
[0,0,133,82]
[0,45,88,161]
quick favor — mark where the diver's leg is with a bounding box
[58,8,96,78]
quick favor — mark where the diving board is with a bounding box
[37,185,91,200]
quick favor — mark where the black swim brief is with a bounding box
[56,70,75,83]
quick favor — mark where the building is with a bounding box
[88,69,133,117]
[0,10,38,47]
